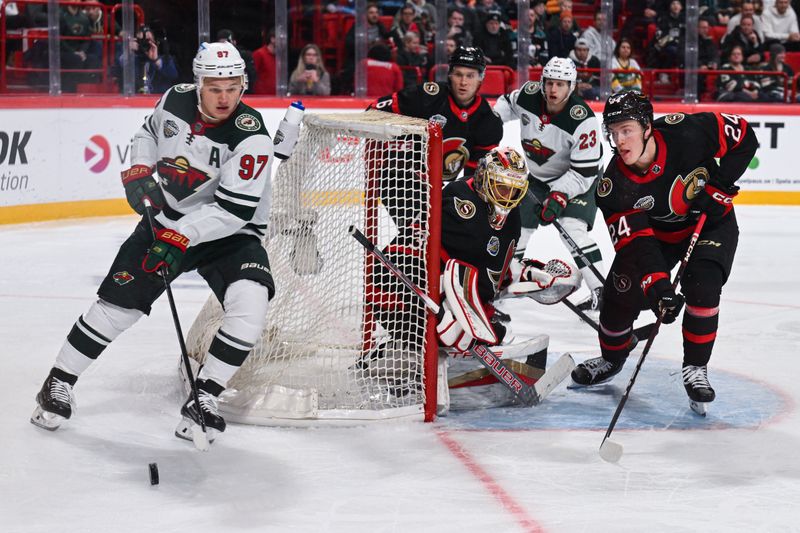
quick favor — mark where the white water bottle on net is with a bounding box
[184,110,443,425]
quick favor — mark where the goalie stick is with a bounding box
[143,199,210,452]
[599,214,707,464]
[349,225,574,408]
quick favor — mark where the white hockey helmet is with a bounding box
[542,56,577,98]
[192,41,248,94]
[474,146,529,230]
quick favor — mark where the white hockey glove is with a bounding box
[436,259,498,351]
[273,101,304,160]
[504,258,582,305]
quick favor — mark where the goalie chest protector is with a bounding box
[441,178,521,302]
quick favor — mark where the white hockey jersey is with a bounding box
[493,81,602,200]
[131,84,274,245]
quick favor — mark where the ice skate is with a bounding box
[175,380,226,444]
[576,287,603,314]
[569,355,625,387]
[30,373,76,431]
[682,364,715,416]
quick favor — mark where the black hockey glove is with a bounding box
[689,181,739,222]
[539,191,568,225]
[122,165,165,215]
[643,276,684,325]
[142,229,189,278]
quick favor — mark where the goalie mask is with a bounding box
[192,42,248,117]
[474,147,529,230]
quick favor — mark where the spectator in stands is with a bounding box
[723,14,766,63]
[59,2,92,92]
[648,0,686,79]
[758,42,795,99]
[366,43,404,96]
[475,11,515,66]
[581,12,616,63]
[611,38,643,92]
[762,0,800,49]
[547,0,581,35]
[620,0,659,46]
[114,25,179,94]
[570,38,601,99]
[252,28,276,95]
[446,37,461,59]
[476,0,509,25]
[452,0,483,39]
[408,0,437,26]
[397,31,430,88]
[416,11,436,45]
[392,4,425,53]
[717,43,762,99]
[217,29,258,94]
[727,2,766,40]
[346,2,392,53]
[528,4,551,66]
[547,10,578,59]
[289,44,331,96]
[448,8,475,47]
[81,0,104,78]
[698,18,722,97]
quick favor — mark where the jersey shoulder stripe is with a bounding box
[161,86,197,124]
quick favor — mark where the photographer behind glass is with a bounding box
[115,25,179,94]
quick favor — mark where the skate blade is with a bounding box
[689,400,708,416]
[175,417,215,449]
[30,406,65,431]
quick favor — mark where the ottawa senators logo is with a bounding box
[521,138,555,166]
[665,113,685,124]
[597,176,613,197]
[443,137,469,181]
[157,156,212,201]
[612,272,632,293]
[667,167,708,217]
[454,197,476,219]
[423,82,439,95]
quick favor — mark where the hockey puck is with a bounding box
[148,462,159,485]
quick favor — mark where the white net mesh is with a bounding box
[184,110,440,425]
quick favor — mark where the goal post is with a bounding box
[183,110,443,425]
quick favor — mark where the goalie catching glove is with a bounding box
[436,259,499,351]
[503,258,582,305]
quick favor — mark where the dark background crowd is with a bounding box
[2,0,800,101]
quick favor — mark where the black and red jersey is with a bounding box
[370,81,504,180]
[441,179,520,303]
[597,111,758,278]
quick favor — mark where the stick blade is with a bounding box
[532,353,576,404]
[599,438,623,463]
[193,429,210,452]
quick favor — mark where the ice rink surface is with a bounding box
[1,205,799,533]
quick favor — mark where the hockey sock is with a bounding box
[558,217,604,289]
[682,304,719,367]
[598,322,634,363]
[54,299,143,377]
[199,280,270,388]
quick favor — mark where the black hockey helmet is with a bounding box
[603,91,653,129]
[448,46,486,75]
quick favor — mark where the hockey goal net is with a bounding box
[184,110,442,425]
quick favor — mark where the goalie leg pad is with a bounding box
[442,258,497,345]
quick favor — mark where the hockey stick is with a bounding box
[599,214,707,463]
[349,225,574,407]
[142,199,210,452]
[525,189,605,284]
